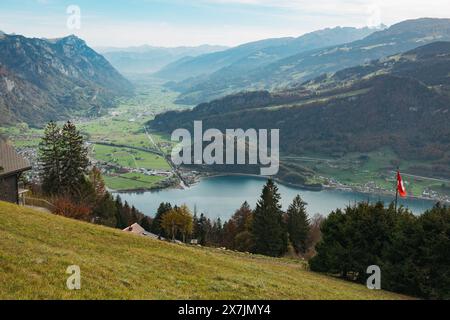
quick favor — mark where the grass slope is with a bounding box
[0,202,408,300]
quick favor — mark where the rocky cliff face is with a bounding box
[0,34,133,125]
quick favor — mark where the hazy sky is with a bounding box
[1,0,450,48]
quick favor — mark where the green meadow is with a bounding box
[0,202,410,300]
[103,173,166,191]
[92,144,170,170]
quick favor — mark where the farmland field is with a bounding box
[92,144,170,170]
[103,173,166,191]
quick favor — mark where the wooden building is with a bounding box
[0,139,32,204]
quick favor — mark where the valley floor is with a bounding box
[0,201,409,300]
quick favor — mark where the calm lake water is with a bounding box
[116,175,437,220]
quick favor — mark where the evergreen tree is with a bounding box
[92,192,118,227]
[414,203,450,299]
[151,202,172,237]
[121,201,133,226]
[192,212,199,239]
[131,206,139,224]
[210,218,223,246]
[140,216,153,232]
[114,196,128,229]
[60,121,89,196]
[286,195,310,255]
[39,121,63,195]
[252,179,287,257]
[195,213,210,246]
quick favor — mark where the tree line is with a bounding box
[310,202,450,299]
[150,179,319,258]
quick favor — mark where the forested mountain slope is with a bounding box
[0,34,133,125]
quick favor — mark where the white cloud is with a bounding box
[203,0,450,25]
[2,0,450,47]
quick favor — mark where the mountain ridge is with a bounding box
[0,34,133,125]
[156,26,377,82]
[171,18,450,105]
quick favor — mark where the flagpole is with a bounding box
[395,185,399,212]
[394,167,399,212]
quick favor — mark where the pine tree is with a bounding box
[211,218,223,246]
[151,202,172,237]
[60,121,89,196]
[196,213,210,246]
[130,206,141,224]
[114,196,128,229]
[122,201,132,226]
[192,212,199,239]
[252,179,287,257]
[39,121,63,195]
[140,216,153,232]
[286,195,310,255]
[92,192,118,227]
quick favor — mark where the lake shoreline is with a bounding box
[194,172,447,205]
[112,171,447,205]
[115,175,438,219]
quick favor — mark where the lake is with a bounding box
[116,175,437,220]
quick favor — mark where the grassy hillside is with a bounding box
[0,202,408,300]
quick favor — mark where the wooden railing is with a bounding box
[22,196,56,212]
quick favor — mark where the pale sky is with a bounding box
[1,0,450,48]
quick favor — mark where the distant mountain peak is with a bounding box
[0,33,132,125]
[56,34,86,45]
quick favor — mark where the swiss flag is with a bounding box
[397,171,407,198]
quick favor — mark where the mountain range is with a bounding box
[164,18,450,105]
[156,26,379,99]
[98,44,228,75]
[150,40,450,179]
[0,34,132,125]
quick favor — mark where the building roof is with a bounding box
[123,223,146,235]
[123,223,162,240]
[0,139,32,178]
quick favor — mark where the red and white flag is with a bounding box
[397,171,407,198]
